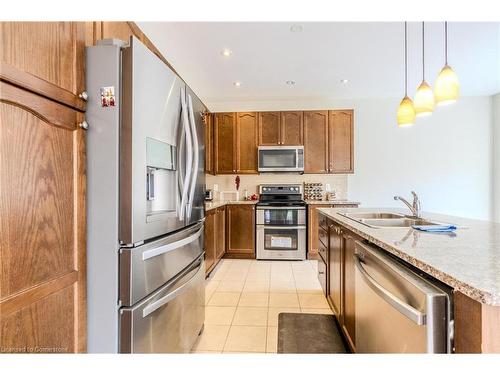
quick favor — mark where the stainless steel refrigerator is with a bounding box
[86,36,206,353]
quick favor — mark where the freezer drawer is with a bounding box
[120,222,204,306]
[354,241,451,353]
[119,256,205,353]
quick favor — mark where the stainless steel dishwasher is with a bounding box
[354,241,453,353]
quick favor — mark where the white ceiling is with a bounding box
[137,22,500,106]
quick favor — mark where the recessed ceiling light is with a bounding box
[233,81,242,87]
[221,48,233,57]
[340,79,349,84]
[290,24,303,33]
[286,80,296,85]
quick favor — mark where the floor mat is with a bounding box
[277,313,348,354]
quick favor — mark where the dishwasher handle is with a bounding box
[354,253,427,326]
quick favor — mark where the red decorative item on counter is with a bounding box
[235,175,240,191]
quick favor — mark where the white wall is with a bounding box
[208,96,493,220]
[493,93,500,222]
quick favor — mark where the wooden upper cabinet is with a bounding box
[204,113,214,174]
[236,112,258,174]
[226,205,256,257]
[258,112,281,145]
[304,111,329,173]
[214,113,236,174]
[0,82,86,352]
[0,22,86,111]
[329,110,354,173]
[281,111,303,145]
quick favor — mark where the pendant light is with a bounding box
[434,22,459,105]
[397,22,416,127]
[414,22,435,116]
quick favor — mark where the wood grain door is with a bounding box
[258,111,281,145]
[214,113,236,174]
[236,112,258,174]
[204,113,214,174]
[226,205,255,258]
[329,110,354,173]
[304,111,329,173]
[281,111,303,145]
[342,234,356,351]
[328,225,343,318]
[215,207,226,259]
[0,82,86,353]
[204,210,216,273]
[307,205,320,259]
[0,22,86,111]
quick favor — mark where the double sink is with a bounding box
[339,212,443,228]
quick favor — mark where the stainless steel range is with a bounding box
[256,184,307,260]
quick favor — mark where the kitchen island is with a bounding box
[317,207,500,354]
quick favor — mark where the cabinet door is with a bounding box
[307,205,320,259]
[204,210,216,273]
[236,112,258,174]
[281,111,303,145]
[204,113,214,174]
[342,234,356,350]
[329,110,354,173]
[0,22,86,111]
[226,205,255,257]
[304,111,329,173]
[215,207,226,259]
[214,113,236,174]
[258,111,281,145]
[328,224,343,317]
[0,82,86,352]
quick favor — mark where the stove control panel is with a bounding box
[259,184,302,195]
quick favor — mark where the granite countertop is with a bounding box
[306,199,361,205]
[317,207,500,306]
[205,200,258,211]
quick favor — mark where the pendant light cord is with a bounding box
[404,21,408,96]
[422,22,425,81]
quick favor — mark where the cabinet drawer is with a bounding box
[318,240,328,263]
[318,226,328,248]
[319,214,329,230]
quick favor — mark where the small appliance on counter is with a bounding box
[205,189,213,201]
[256,184,306,260]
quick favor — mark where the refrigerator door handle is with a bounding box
[186,94,199,221]
[141,258,204,318]
[178,87,193,221]
[354,253,427,325]
[141,225,203,261]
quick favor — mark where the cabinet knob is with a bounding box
[79,120,89,130]
[79,91,89,101]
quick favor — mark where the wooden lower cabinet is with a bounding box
[204,206,226,275]
[215,206,226,259]
[341,234,356,351]
[225,204,256,258]
[328,224,343,317]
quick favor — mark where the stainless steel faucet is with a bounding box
[394,191,421,218]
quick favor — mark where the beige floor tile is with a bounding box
[223,326,267,352]
[266,326,278,353]
[232,307,268,326]
[217,279,245,292]
[298,293,330,309]
[301,308,333,315]
[269,279,296,293]
[205,306,236,325]
[269,293,299,308]
[222,270,249,281]
[191,350,222,354]
[267,307,301,326]
[246,272,270,282]
[207,292,241,307]
[192,325,230,351]
[243,281,270,293]
[205,280,220,304]
[238,292,269,307]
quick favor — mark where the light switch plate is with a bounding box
[325,183,331,192]
[213,184,219,192]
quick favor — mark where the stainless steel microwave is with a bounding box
[258,146,304,173]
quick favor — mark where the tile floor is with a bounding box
[191,259,333,354]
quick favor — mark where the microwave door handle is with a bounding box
[354,254,426,325]
[142,258,203,317]
[179,87,192,221]
[186,94,199,221]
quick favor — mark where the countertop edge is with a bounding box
[318,208,500,307]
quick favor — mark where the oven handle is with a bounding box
[257,225,306,230]
[256,207,305,210]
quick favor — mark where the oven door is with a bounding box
[256,225,306,260]
[256,207,306,226]
[258,146,304,172]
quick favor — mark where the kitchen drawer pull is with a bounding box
[142,226,203,261]
[354,254,426,325]
[142,260,203,317]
